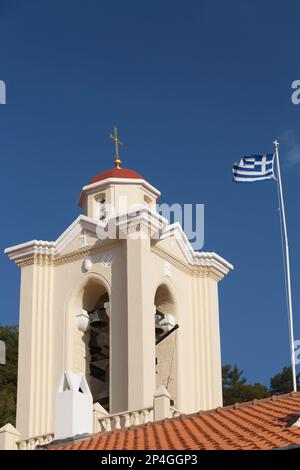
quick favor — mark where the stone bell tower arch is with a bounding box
[65,273,111,411]
[154,280,178,405]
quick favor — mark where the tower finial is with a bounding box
[109,127,123,168]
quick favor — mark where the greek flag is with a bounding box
[233,154,275,183]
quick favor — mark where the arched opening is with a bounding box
[154,283,178,405]
[94,192,107,221]
[81,278,110,412]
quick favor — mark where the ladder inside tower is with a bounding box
[88,307,109,411]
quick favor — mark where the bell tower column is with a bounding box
[122,220,156,410]
[16,252,54,439]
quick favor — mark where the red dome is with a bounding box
[89,168,144,185]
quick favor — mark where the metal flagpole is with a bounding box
[274,140,297,392]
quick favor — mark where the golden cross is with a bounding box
[109,127,123,168]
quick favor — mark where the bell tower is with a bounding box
[5,132,233,439]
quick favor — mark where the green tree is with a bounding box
[222,364,246,387]
[0,325,18,427]
[222,364,269,406]
[270,366,300,395]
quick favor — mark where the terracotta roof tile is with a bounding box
[89,168,144,185]
[48,392,300,451]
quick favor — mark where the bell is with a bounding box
[155,310,165,337]
[155,325,165,336]
[89,308,107,328]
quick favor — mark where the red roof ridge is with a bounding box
[191,391,300,417]
[89,168,144,185]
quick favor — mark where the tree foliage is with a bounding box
[222,364,269,406]
[222,364,246,387]
[0,325,18,427]
[222,364,300,407]
[270,366,300,395]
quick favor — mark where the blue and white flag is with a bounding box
[232,154,275,183]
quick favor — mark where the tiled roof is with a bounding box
[89,168,144,185]
[49,392,300,450]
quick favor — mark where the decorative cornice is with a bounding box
[151,245,192,275]
[54,240,117,266]
[54,214,104,254]
[192,251,233,278]
[118,206,167,238]
[78,177,161,207]
[16,255,55,268]
[5,209,233,280]
[157,222,233,279]
[5,240,56,266]
[152,245,230,281]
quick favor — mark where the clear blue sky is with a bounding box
[1,0,300,387]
